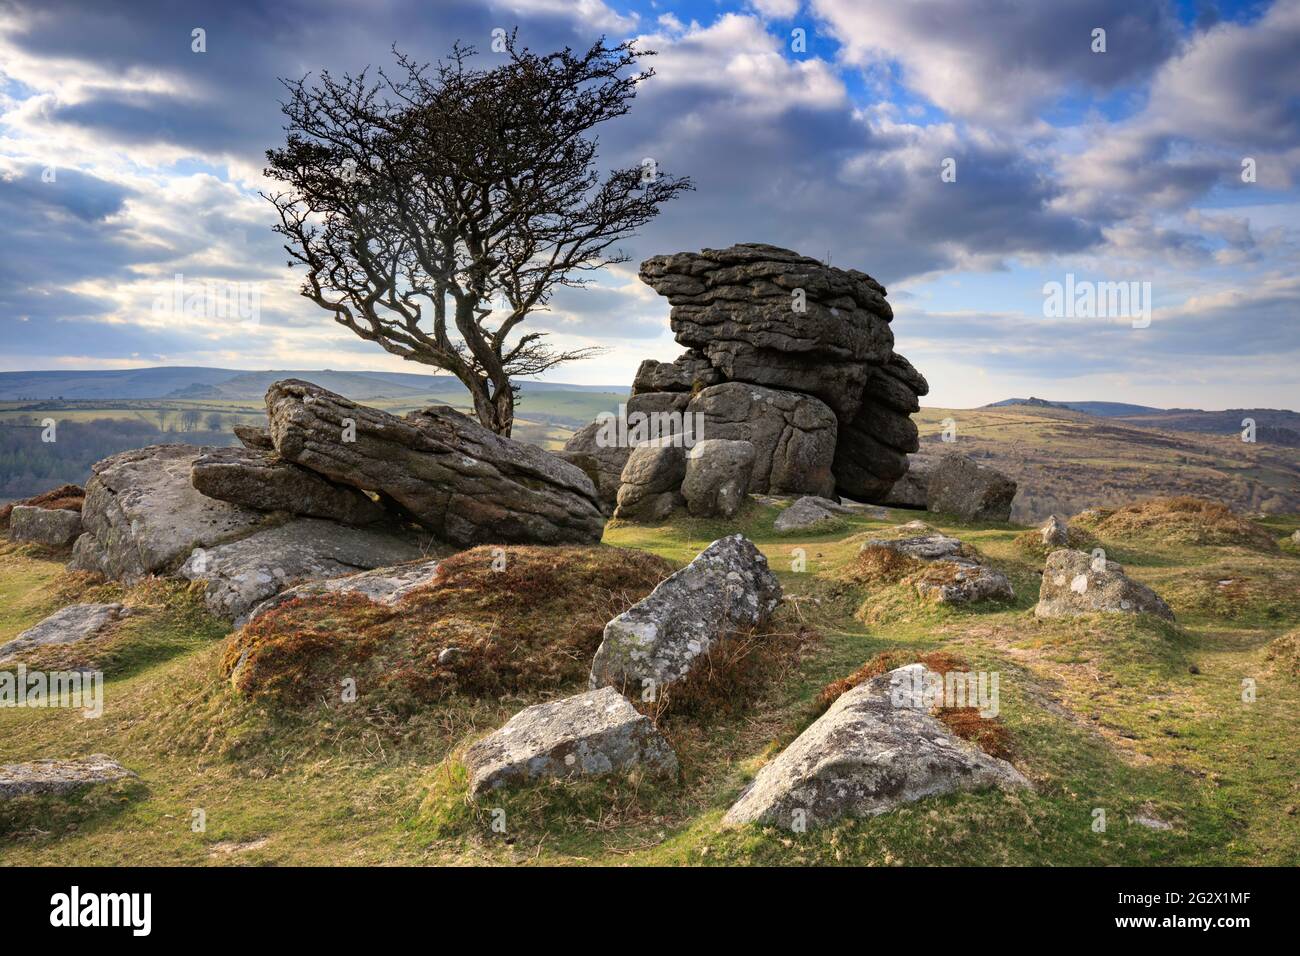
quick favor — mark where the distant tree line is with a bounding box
[0,419,237,503]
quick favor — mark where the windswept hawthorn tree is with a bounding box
[264,35,691,435]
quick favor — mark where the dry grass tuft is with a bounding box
[836,544,926,585]
[223,544,676,710]
[1264,630,1300,676]
[1076,496,1277,552]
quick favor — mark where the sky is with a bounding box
[0,0,1297,410]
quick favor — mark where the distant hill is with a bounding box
[0,367,628,402]
[987,397,1300,446]
[987,397,1161,416]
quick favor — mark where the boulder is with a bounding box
[1040,515,1069,547]
[681,439,755,518]
[880,453,937,509]
[774,496,844,534]
[558,419,632,512]
[68,445,268,583]
[865,527,1013,604]
[265,379,604,546]
[463,686,678,795]
[0,755,136,800]
[640,244,895,419]
[1035,549,1175,621]
[687,382,837,497]
[632,350,722,394]
[246,556,442,623]
[612,441,686,522]
[590,534,782,694]
[191,446,387,526]
[0,483,83,531]
[179,518,432,622]
[0,603,128,662]
[722,664,1028,828]
[913,560,1015,605]
[8,506,82,547]
[864,529,967,561]
[925,453,1017,522]
[232,424,275,451]
[832,426,910,501]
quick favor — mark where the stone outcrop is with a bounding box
[8,505,82,547]
[723,664,1028,828]
[926,453,1017,522]
[191,446,388,526]
[612,441,686,522]
[681,439,755,518]
[640,244,894,419]
[69,445,268,583]
[1035,549,1175,621]
[687,382,837,497]
[0,603,129,662]
[588,243,931,519]
[179,518,431,622]
[265,379,604,546]
[0,755,136,800]
[590,534,781,694]
[463,686,678,795]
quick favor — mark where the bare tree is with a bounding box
[263,34,692,435]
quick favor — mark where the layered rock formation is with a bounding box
[584,244,930,519]
[266,379,604,546]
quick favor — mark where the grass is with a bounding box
[1,497,1297,865]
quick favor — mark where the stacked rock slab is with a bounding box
[624,243,928,509]
[266,379,605,546]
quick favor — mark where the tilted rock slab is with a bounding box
[0,755,136,800]
[265,379,604,546]
[69,445,268,583]
[463,686,678,795]
[687,382,837,498]
[9,505,82,547]
[590,534,782,693]
[640,243,894,419]
[925,452,1017,522]
[0,603,129,662]
[723,664,1029,828]
[179,518,432,622]
[1035,549,1175,621]
[192,446,387,526]
[232,423,275,451]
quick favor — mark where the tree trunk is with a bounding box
[468,377,515,436]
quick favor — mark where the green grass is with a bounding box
[1,501,1297,865]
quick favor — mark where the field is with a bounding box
[916,405,1300,522]
[2,500,1297,866]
